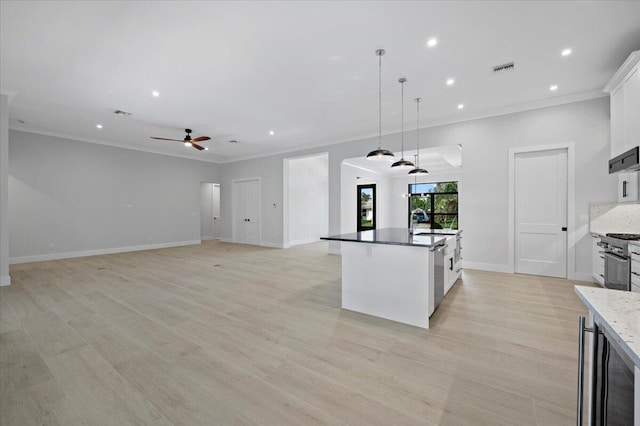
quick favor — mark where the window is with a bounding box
[408,181,458,230]
[357,184,376,231]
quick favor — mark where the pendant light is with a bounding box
[366,49,395,161]
[408,97,428,176]
[391,77,414,169]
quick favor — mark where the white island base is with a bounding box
[341,241,438,329]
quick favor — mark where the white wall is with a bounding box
[9,130,220,262]
[287,154,328,245]
[340,162,391,234]
[0,95,9,285]
[388,170,463,229]
[221,97,614,279]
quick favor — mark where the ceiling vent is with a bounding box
[492,62,515,73]
[113,110,132,116]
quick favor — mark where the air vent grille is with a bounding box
[492,62,515,73]
[113,110,132,116]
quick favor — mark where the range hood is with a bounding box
[609,146,640,174]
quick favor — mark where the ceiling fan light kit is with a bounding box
[151,128,211,151]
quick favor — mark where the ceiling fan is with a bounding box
[151,128,211,151]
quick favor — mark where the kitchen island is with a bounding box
[322,227,460,329]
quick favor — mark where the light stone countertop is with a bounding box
[575,286,640,368]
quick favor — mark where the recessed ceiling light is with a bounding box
[96,124,103,129]
[427,38,438,48]
[269,130,275,135]
[152,90,160,97]
[550,85,558,91]
[446,78,455,86]
[229,140,239,144]
[457,104,464,110]
[561,48,572,57]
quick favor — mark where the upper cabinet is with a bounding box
[604,50,640,158]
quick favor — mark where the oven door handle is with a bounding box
[604,251,629,262]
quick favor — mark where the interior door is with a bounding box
[515,149,568,278]
[245,179,261,245]
[232,179,260,245]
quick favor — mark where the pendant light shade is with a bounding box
[367,49,395,162]
[391,77,415,169]
[408,97,428,175]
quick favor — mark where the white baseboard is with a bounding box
[288,237,321,246]
[201,236,216,241]
[574,272,596,283]
[218,237,234,243]
[0,275,10,286]
[9,240,201,264]
[261,241,285,249]
[462,261,512,274]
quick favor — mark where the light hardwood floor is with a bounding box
[1,241,595,425]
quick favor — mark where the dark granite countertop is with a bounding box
[321,227,458,248]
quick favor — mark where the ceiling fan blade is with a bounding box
[151,137,184,142]
[192,136,211,142]
[192,143,205,151]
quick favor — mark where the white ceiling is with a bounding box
[2,1,640,163]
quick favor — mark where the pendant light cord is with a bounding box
[400,80,404,157]
[415,98,421,167]
[378,51,382,149]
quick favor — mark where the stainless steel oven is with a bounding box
[603,251,630,291]
[597,234,639,291]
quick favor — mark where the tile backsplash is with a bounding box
[590,202,640,235]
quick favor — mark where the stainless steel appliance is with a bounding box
[597,233,640,291]
[577,317,635,425]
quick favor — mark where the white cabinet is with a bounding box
[617,171,639,203]
[232,179,261,245]
[592,235,605,286]
[443,235,462,295]
[631,242,640,293]
[605,51,640,158]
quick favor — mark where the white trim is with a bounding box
[341,161,384,176]
[218,237,234,243]
[574,272,596,283]
[260,241,285,249]
[0,275,10,286]
[10,128,224,164]
[603,50,640,93]
[9,240,200,264]
[462,262,512,274]
[508,142,576,279]
[200,236,216,241]
[288,237,321,246]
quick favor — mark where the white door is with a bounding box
[515,149,568,278]
[212,184,221,239]
[232,179,261,245]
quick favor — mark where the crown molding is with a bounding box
[223,89,607,164]
[603,50,640,93]
[9,126,225,164]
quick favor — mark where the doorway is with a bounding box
[357,184,376,231]
[200,183,220,241]
[232,178,261,245]
[513,148,568,278]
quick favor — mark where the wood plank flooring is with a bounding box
[0,241,595,425]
